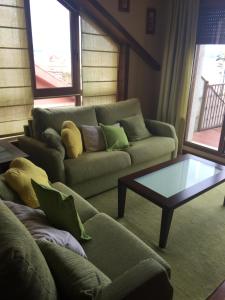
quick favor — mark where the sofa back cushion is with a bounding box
[95,98,142,125]
[0,200,57,300]
[32,106,98,139]
[0,174,22,203]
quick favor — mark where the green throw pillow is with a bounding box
[37,240,111,300]
[120,114,151,141]
[31,180,91,241]
[100,124,129,151]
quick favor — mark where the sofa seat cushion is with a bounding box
[125,136,176,165]
[83,213,170,280]
[0,200,57,300]
[64,151,131,185]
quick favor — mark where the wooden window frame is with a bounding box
[24,0,80,102]
[24,0,128,105]
[117,43,129,100]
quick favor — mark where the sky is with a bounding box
[201,45,225,84]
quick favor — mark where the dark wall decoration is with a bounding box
[118,0,130,12]
[146,8,156,34]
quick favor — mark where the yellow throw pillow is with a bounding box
[4,157,50,208]
[61,120,83,158]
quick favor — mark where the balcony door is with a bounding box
[186,44,225,151]
[185,0,225,154]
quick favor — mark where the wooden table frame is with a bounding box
[207,280,225,300]
[118,154,225,248]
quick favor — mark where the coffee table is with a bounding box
[0,140,28,173]
[118,154,225,248]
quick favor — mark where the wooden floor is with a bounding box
[192,127,221,149]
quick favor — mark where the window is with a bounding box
[186,0,225,152]
[25,0,123,107]
[26,0,79,102]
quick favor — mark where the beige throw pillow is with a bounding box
[81,125,105,152]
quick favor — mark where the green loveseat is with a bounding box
[0,177,173,300]
[19,98,178,198]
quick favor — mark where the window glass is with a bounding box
[30,0,72,89]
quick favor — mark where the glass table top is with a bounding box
[134,158,220,198]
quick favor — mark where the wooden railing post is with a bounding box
[198,80,225,131]
[218,113,225,153]
[198,77,209,131]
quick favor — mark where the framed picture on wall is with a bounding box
[146,8,156,34]
[118,0,130,12]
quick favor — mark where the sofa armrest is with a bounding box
[145,119,178,158]
[18,136,65,183]
[97,258,173,300]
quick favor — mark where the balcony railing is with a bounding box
[198,77,225,131]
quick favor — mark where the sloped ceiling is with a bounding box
[59,0,160,70]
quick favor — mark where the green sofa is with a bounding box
[19,98,178,198]
[0,177,173,300]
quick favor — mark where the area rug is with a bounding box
[89,183,225,300]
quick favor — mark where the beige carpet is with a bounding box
[89,183,225,300]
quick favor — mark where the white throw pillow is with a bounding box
[3,200,86,257]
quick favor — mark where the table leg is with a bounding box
[118,181,127,218]
[159,208,174,248]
